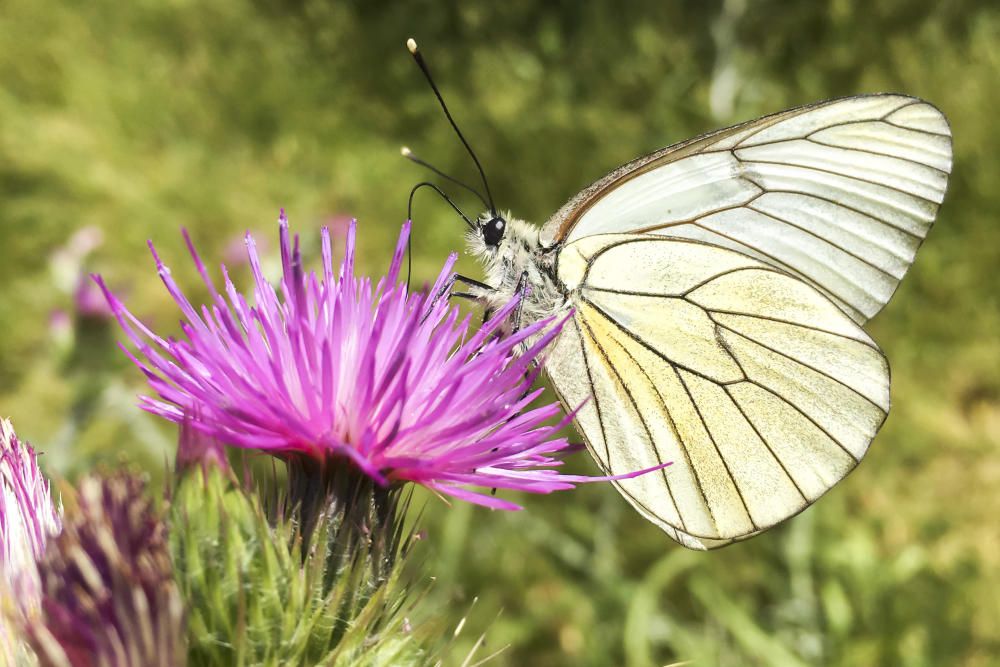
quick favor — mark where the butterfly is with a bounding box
[404,39,952,550]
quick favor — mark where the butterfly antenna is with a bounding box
[401,146,490,210]
[407,38,497,216]
[406,181,477,286]
[408,182,476,231]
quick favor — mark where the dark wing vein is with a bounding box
[680,266,766,297]
[735,157,942,203]
[689,222,863,314]
[714,117,948,152]
[577,266,763,299]
[882,120,949,138]
[880,99,922,117]
[710,317,886,411]
[630,188,766,234]
[745,204,899,280]
[745,378,860,463]
[578,316,688,532]
[803,136,949,173]
[711,331,811,502]
[697,306,880,350]
[674,367,758,531]
[739,182,927,239]
[722,384,808,502]
[581,295,747,386]
[574,317,702,534]
[574,317,612,466]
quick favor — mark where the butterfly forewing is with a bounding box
[542,94,953,325]
[546,236,889,549]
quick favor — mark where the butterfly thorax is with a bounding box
[466,215,567,330]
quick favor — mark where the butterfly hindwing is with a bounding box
[546,235,889,549]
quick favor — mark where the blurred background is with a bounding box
[1,1,998,665]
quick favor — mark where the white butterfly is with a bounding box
[406,41,952,550]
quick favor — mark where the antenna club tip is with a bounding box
[406,38,418,54]
[400,146,412,156]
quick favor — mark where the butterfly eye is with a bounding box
[482,216,506,246]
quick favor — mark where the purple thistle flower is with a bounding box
[1,419,61,664]
[96,212,640,510]
[1,418,61,609]
[25,473,185,667]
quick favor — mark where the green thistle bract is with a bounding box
[171,460,426,667]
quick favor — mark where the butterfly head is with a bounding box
[480,214,507,248]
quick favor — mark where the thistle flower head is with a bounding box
[1,419,61,664]
[25,472,184,667]
[1,418,61,608]
[97,212,619,510]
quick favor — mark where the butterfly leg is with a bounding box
[449,271,531,343]
[454,274,495,293]
[448,274,504,323]
[507,270,531,336]
[427,273,494,311]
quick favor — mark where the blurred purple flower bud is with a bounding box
[25,473,184,667]
[73,274,114,320]
[49,226,105,294]
[176,417,228,474]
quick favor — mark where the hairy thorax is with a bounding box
[466,215,568,329]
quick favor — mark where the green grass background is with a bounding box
[2,1,998,665]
